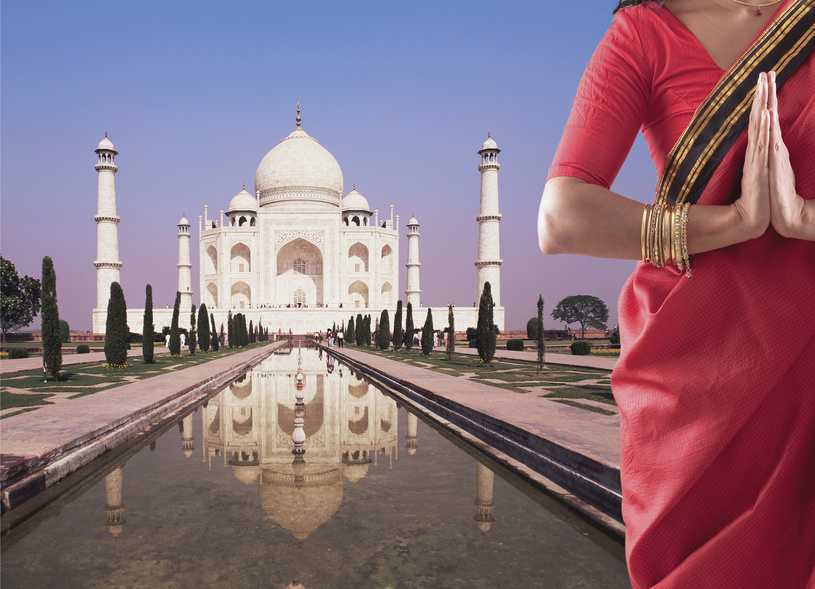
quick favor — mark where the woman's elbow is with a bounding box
[538,180,569,255]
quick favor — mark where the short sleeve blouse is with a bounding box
[547,3,724,188]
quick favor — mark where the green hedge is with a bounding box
[468,339,478,348]
[8,348,29,359]
[570,341,591,355]
[76,344,90,354]
[506,339,525,351]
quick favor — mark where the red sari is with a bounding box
[549,2,815,587]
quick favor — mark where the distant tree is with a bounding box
[249,319,255,344]
[227,310,234,348]
[551,295,609,338]
[405,302,415,352]
[198,303,210,352]
[219,323,225,350]
[347,315,356,345]
[354,313,363,345]
[258,319,264,342]
[421,308,434,357]
[1,255,41,341]
[105,282,128,366]
[536,295,545,375]
[59,319,70,343]
[378,309,390,351]
[393,300,403,351]
[210,313,219,352]
[41,256,62,379]
[143,284,155,364]
[476,282,496,363]
[446,304,455,360]
[189,305,197,355]
[363,314,371,346]
[169,292,181,355]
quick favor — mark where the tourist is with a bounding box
[165,333,170,348]
[537,1,815,586]
[337,328,344,348]
[180,332,186,347]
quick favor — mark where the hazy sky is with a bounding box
[1,0,658,332]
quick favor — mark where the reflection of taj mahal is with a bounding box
[92,108,504,334]
[102,347,498,542]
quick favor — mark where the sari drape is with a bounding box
[612,2,815,587]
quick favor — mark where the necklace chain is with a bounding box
[729,0,784,8]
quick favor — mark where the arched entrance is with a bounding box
[277,238,323,306]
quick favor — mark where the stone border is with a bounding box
[323,345,625,540]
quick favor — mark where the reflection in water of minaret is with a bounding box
[473,462,496,532]
[104,466,126,538]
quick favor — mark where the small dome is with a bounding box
[178,215,190,226]
[95,134,117,154]
[229,189,258,213]
[341,189,370,213]
[408,216,419,226]
[480,136,498,151]
[343,462,369,484]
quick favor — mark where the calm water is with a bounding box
[1,347,630,588]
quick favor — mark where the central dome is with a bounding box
[254,126,343,209]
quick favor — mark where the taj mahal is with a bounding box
[92,107,505,335]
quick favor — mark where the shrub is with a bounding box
[59,319,70,343]
[466,327,477,341]
[8,348,29,359]
[507,339,524,351]
[468,339,478,348]
[526,317,538,340]
[76,344,90,354]
[571,341,592,355]
[609,329,621,346]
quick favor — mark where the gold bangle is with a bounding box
[646,203,656,263]
[681,202,692,277]
[674,204,683,273]
[641,204,651,262]
[651,202,663,266]
[662,205,673,266]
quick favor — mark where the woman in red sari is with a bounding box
[538,0,815,587]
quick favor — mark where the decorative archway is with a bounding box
[348,242,369,273]
[207,282,219,308]
[230,243,251,273]
[206,245,218,275]
[380,282,393,306]
[348,280,369,308]
[276,238,323,306]
[230,281,251,309]
[381,245,393,273]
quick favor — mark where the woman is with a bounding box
[538,0,815,587]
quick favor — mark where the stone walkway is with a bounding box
[1,342,285,513]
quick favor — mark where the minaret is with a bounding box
[473,462,496,533]
[405,216,421,309]
[475,133,502,306]
[104,466,127,538]
[94,133,122,331]
[177,215,192,312]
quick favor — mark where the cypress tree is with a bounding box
[405,302,415,352]
[189,305,197,355]
[536,295,546,375]
[476,282,496,363]
[59,319,70,343]
[258,319,264,342]
[446,304,455,360]
[220,324,225,350]
[143,284,155,364]
[347,315,355,345]
[378,309,390,350]
[393,300,403,351]
[243,314,249,346]
[355,313,364,345]
[211,313,219,351]
[249,319,255,344]
[41,256,61,380]
[227,310,234,348]
[105,281,129,367]
[169,292,181,355]
[421,308,434,357]
[364,314,371,346]
[197,303,210,351]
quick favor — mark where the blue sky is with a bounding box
[1,0,657,331]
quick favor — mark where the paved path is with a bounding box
[456,345,618,370]
[0,347,171,376]
[1,342,285,513]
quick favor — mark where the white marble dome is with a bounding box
[480,135,498,152]
[254,126,343,207]
[341,188,370,212]
[229,188,257,212]
[96,135,116,152]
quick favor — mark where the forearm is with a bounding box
[538,176,760,260]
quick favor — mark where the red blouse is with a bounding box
[548,3,726,188]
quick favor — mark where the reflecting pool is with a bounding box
[1,346,630,588]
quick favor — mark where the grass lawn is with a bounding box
[340,345,616,415]
[0,342,273,415]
